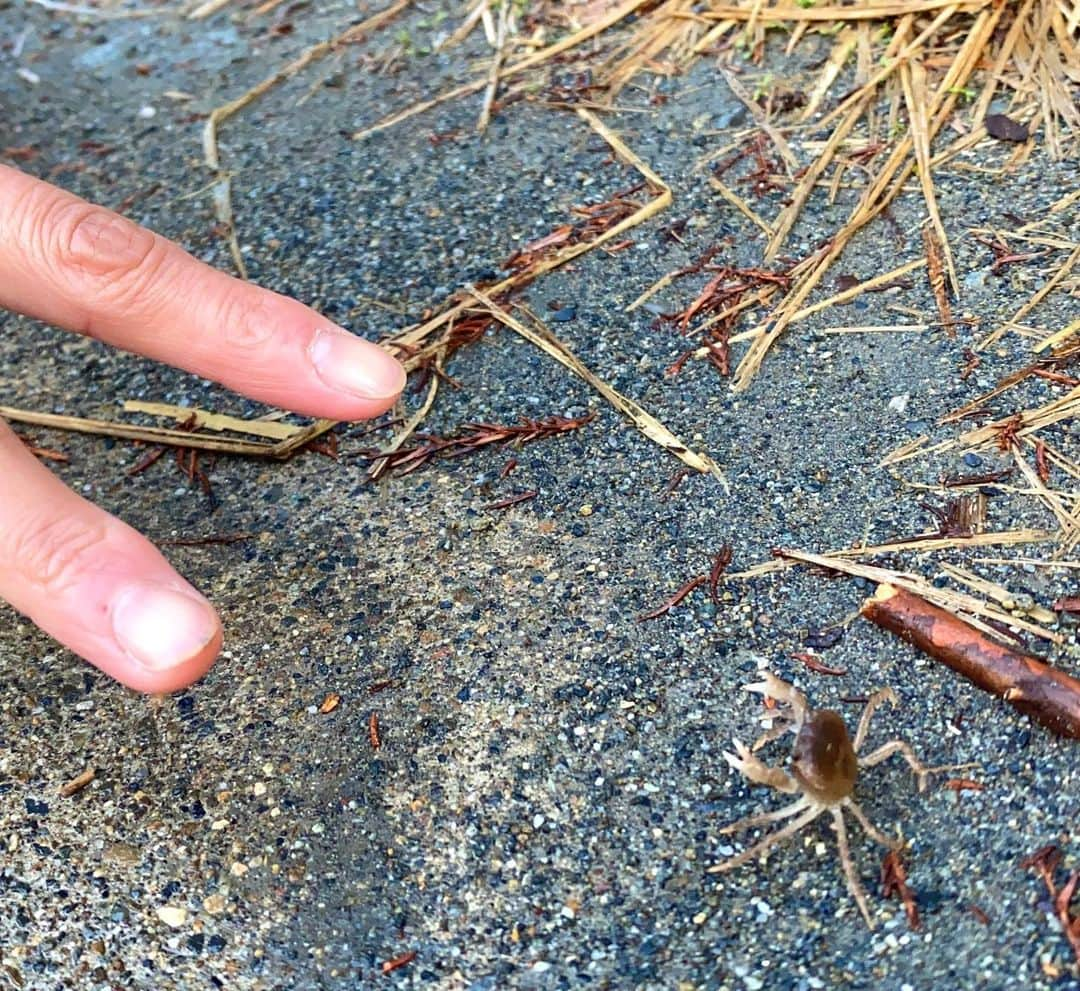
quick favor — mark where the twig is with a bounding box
[862,583,1080,739]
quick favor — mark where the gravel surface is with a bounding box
[2,3,1079,989]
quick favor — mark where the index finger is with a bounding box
[0,165,405,420]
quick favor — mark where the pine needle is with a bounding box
[203,0,413,276]
[980,245,1080,349]
[469,290,720,477]
[740,546,1062,644]
[388,108,671,359]
[0,404,332,458]
[121,401,299,440]
[353,0,653,141]
[709,175,773,237]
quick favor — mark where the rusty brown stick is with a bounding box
[862,583,1080,740]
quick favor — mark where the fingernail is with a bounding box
[309,328,406,401]
[111,581,218,671]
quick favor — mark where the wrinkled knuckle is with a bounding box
[213,291,277,354]
[9,512,110,597]
[43,198,165,307]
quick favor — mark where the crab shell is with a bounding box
[791,709,859,805]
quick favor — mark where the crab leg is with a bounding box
[842,797,897,849]
[745,672,810,724]
[832,808,875,930]
[853,687,899,751]
[718,795,812,835]
[858,739,934,793]
[707,803,822,874]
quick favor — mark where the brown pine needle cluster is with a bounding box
[654,262,795,377]
[502,182,651,280]
[881,850,921,931]
[922,225,956,338]
[358,413,596,478]
[1021,844,1080,968]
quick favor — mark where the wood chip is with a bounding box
[59,768,95,797]
[381,950,417,974]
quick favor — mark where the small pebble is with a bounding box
[156,905,188,928]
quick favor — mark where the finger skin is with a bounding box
[0,422,222,693]
[0,164,405,420]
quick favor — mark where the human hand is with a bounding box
[0,164,405,693]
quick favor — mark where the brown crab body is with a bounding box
[792,709,859,805]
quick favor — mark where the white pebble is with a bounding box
[156,905,188,928]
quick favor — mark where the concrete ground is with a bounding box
[1,2,1078,989]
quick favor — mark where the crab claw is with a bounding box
[723,738,799,793]
[743,672,786,699]
[743,672,809,724]
[722,738,755,775]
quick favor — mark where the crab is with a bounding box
[707,671,975,928]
